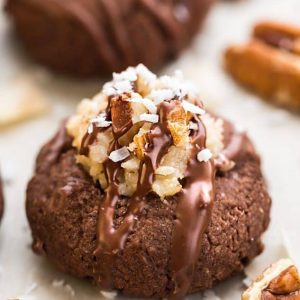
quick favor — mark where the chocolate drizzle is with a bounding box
[87,101,174,290]
[50,0,120,70]
[79,98,247,298]
[80,123,102,156]
[169,115,215,299]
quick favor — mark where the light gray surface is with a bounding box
[0,0,300,299]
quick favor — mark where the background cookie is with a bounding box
[5,0,214,77]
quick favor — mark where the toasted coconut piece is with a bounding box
[167,103,191,147]
[67,93,108,149]
[118,157,141,196]
[201,114,224,157]
[152,146,191,198]
[89,129,113,163]
[132,123,152,160]
[135,76,152,97]
[168,122,190,147]
[152,175,182,198]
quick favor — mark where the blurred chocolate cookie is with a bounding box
[5,0,214,77]
[225,21,300,111]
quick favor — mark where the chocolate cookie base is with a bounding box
[26,125,271,298]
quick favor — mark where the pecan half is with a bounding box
[242,259,300,300]
[224,21,300,111]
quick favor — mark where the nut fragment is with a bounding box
[242,259,300,300]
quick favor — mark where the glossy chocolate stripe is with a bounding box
[93,101,174,290]
[169,114,215,299]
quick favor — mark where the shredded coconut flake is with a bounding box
[234,123,246,133]
[113,67,137,82]
[114,80,133,94]
[243,276,253,287]
[182,100,205,115]
[136,64,157,83]
[90,115,112,128]
[174,70,184,80]
[100,290,118,299]
[109,147,130,162]
[197,149,213,163]
[52,279,65,288]
[64,284,75,297]
[87,123,93,134]
[52,279,75,297]
[139,113,159,123]
[142,97,157,114]
[150,89,174,104]
[189,122,198,130]
[180,81,197,97]
[128,95,157,114]
[121,158,140,171]
[160,75,180,90]
[103,83,116,96]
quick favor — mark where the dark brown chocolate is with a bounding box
[90,101,177,291]
[169,114,214,299]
